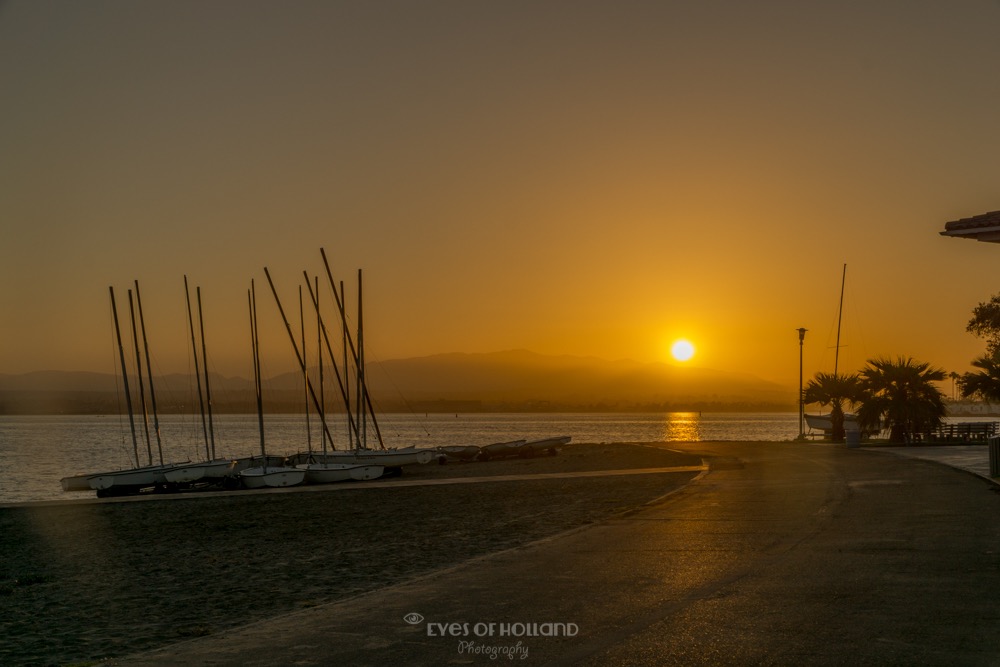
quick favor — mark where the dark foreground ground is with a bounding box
[111,441,1000,666]
[0,443,699,666]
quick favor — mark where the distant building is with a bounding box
[941,210,1000,243]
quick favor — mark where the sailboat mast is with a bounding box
[133,281,164,465]
[110,286,140,468]
[196,287,216,460]
[315,276,327,456]
[356,269,366,450]
[340,280,349,445]
[320,250,358,444]
[184,276,211,462]
[127,289,154,466]
[249,281,266,462]
[299,286,312,456]
[834,263,846,377]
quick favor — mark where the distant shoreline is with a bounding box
[0,392,796,416]
[3,388,993,418]
[2,397,995,417]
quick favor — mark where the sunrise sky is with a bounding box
[3,1,1000,389]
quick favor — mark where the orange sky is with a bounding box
[2,1,1000,389]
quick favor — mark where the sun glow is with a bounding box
[670,339,695,362]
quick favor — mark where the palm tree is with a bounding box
[958,353,1000,403]
[856,356,947,443]
[803,372,863,442]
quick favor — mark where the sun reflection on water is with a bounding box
[663,412,701,442]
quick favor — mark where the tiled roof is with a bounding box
[942,210,1000,234]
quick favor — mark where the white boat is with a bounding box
[314,447,435,467]
[59,466,174,491]
[519,436,571,455]
[240,466,306,488]
[61,473,99,492]
[804,413,861,434]
[87,463,180,493]
[437,444,482,461]
[479,437,569,460]
[478,439,528,460]
[162,459,237,484]
[298,462,384,484]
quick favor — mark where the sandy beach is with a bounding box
[0,443,701,666]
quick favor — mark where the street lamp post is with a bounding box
[797,327,807,441]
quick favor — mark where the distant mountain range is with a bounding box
[0,350,796,414]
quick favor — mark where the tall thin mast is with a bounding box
[321,249,361,372]
[834,263,846,377]
[340,280,350,445]
[110,286,139,467]
[357,269,366,450]
[184,276,211,461]
[197,287,216,460]
[249,281,266,463]
[314,276,327,455]
[299,285,312,456]
[320,250,359,444]
[128,289,154,466]
[134,281,163,465]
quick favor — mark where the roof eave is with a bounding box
[940,226,1000,243]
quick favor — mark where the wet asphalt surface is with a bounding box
[112,442,1000,666]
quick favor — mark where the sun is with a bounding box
[670,339,696,362]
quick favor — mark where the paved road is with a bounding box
[114,443,1000,666]
[870,443,993,479]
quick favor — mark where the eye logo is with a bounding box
[403,613,424,625]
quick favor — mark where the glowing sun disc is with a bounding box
[671,340,695,362]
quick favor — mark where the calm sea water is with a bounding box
[0,412,803,504]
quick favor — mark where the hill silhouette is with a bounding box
[0,350,795,414]
[362,350,793,410]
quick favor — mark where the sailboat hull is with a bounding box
[240,466,306,488]
[299,463,384,484]
[313,448,435,467]
[87,463,179,491]
[520,436,571,455]
[162,459,236,484]
[61,474,97,492]
[437,445,482,461]
[804,414,861,433]
[478,437,569,460]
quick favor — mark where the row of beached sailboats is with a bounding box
[60,250,571,497]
